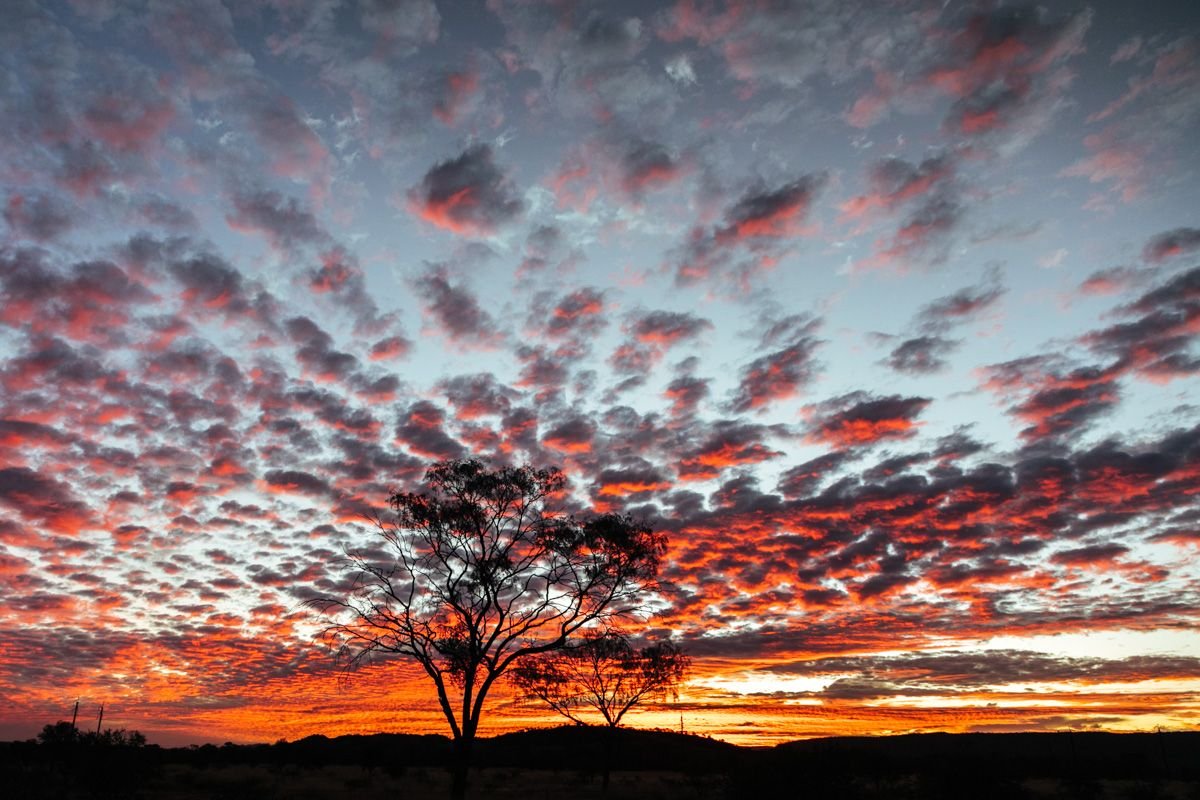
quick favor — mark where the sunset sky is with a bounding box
[2,0,1199,747]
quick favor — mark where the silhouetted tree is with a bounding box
[310,459,666,800]
[511,630,689,728]
[36,721,146,748]
[512,630,689,792]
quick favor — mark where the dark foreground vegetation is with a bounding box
[3,725,1198,800]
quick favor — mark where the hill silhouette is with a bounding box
[3,725,1197,798]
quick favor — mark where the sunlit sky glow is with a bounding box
[2,0,1199,747]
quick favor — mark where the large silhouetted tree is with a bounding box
[310,459,666,800]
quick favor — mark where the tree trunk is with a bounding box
[601,724,614,794]
[450,735,473,800]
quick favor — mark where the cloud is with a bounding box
[226,188,326,251]
[412,264,503,349]
[845,153,967,271]
[1084,266,1200,382]
[776,452,856,499]
[407,144,525,236]
[1143,227,1200,262]
[593,464,673,498]
[716,176,827,243]
[4,193,77,242]
[431,68,480,126]
[841,154,955,220]
[601,310,714,382]
[358,0,441,54]
[678,421,784,481]
[928,5,1091,137]
[674,173,827,288]
[542,415,596,454]
[368,335,409,361]
[615,136,687,199]
[804,393,931,449]
[983,358,1120,443]
[395,400,464,460]
[0,466,94,535]
[1062,37,1200,204]
[438,372,517,420]
[541,287,608,340]
[729,315,823,414]
[1050,543,1129,567]
[886,336,958,375]
[283,316,359,383]
[916,282,1005,332]
[664,374,710,417]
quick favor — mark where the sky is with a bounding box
[1,0,1199,747]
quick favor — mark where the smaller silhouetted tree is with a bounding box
[511,630,689,728]
[512,630,688,792]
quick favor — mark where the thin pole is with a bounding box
[71,701,79,730]
[96,704,104,735]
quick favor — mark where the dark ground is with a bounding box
[3,726,1198,799]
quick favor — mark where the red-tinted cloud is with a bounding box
[407,145,525,236]
[805,394,931,449]
[0,466,95,535]
[432,68,479,126]
[1143,227,1200,263]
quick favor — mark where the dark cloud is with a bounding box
[664,375,710,417]
[262,469,331,497]
[542,415,597,454]
[515,345,569,402]
[592,463,673,499]
[137,196,198,230]
[674,174,827,288]
[541,287,608,340]
[777,453,856,499]
[438,372,516,420]
[616,136,686,199]
[845,151,967,270]
[1078,266,1141,297]
[413,264,502,349]
[773,649,1200,694]
[929,5,1091,137]
[805,393,931,449]
[284,316,359,382]
[1085,266,1200,382]
[430,68,479,127]
[1143,227,1200,263]
[629,310,713,347]
[843,154,955,219]
[730,316,823,414]
[717,175,827,244]
[916,283,1005,333]
[678,421,784,481]
[3,192,76,241]
[395,400,465,461]
[168,250,278,328]
[1050,543,1129,566]
[886,335,958,375]
[0,466,94,534]
[407,144,525,236]
[226,188,326,250]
